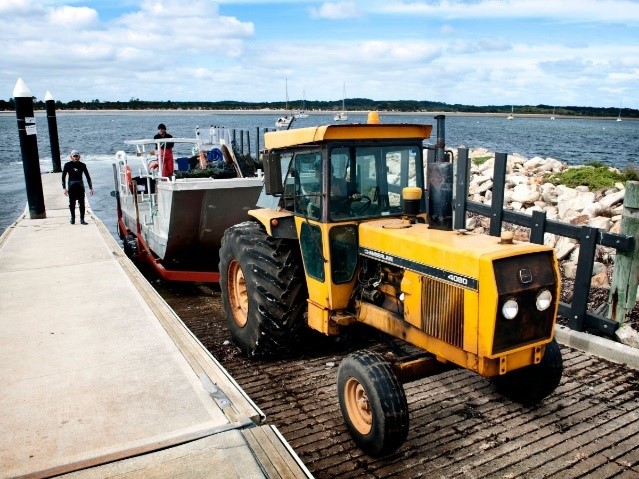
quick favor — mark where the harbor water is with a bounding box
[0,111,637,237]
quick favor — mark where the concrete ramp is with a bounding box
[0,173,311,478]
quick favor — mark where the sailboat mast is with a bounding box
[342,82,346,111]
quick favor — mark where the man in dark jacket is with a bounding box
[62,150,93,224]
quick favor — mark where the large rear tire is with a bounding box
[219,221,308,357]
[491,338,563,405]
[337,350,409,457]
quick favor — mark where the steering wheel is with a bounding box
[350,195,371,215]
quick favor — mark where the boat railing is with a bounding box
[124,138,204,181]
[115,152,157,213]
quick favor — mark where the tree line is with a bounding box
[0,97,636,118]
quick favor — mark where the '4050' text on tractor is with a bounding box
[219,115,562,456]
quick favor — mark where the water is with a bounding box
[1,111,637,237]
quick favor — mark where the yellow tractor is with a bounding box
[219,115,562,456]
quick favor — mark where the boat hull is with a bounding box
[119,176,262,271]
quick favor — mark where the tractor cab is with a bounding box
[258,123,432,223]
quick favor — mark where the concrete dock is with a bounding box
[0,173,312,478]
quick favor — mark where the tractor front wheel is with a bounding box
[491,338,563,405]
[337,350,409,457]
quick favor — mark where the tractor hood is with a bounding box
[357,218,553,291]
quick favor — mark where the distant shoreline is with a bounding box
[0,109,632,121]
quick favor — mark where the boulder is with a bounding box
[599,190,625,209]
[523,156,546,169]
[589,216,613,231]
[615,324,639,348]
[511,184,540,204]
[555,237,577,261]
[507,175,530,186]
[591,272,610,288]
[558,190,596,218]
[470,174,492,186]
[562,261,578,279]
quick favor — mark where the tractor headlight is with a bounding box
[501,298,519,320]
[536,289,552,311]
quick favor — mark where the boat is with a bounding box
[294,90,309,119]
[112,129,263,282]
[276,79,294,128]
[275,115,293,128]
[334,83,348,121]
[550,107,555,120]
[617,104,622,122]
[507,105,514,120]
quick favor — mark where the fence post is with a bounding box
[568,226,598,332]
[608,181,639,324]
[453,148,469,230]
[530,210,547,245]
[489,152,507,237]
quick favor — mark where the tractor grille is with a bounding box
[421,277,464,348]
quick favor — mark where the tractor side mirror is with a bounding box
[263,151,283,195]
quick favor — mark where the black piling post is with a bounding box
[255,127,260,156]
[45,91,62,173]
[13,78,46,219]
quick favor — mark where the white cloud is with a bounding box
[0,0,256,100]
[310,1,364,20]
[0,0,636,107]
[48,5,98,27]
[370,0,639,22]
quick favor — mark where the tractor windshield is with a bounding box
[290,143,424,221]
[327,144,424,221]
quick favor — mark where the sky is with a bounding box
[1,0,638,108]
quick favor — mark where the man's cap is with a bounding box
[158,123,166,130]
[70,150,79,156]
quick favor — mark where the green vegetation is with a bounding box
[544,162,639,190]
[0,97,637,118]
[472,156,492,166]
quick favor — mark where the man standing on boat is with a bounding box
[62,150,93,225]
[154,123,175,178]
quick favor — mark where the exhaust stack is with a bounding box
[427,115,453,230]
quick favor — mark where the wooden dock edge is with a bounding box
[93,216,266,426]
[242,425,315,479]
[90,218,315,477]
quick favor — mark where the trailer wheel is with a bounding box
[219,221,308,357]
[337,351,409,457]
[491,338,563,405]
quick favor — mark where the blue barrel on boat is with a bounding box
[176,157,190,171]
[208,148,223,162]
